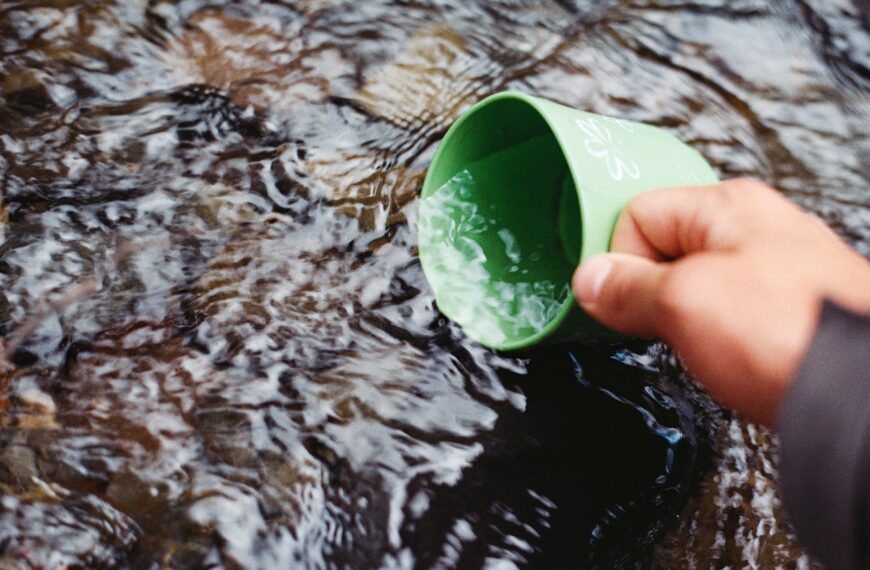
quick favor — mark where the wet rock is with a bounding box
[105,468,165,517]
[351,15,564,134]
[11,387,58,430]
[197,408,259,468]
[0,494,141,568]
[0,446,38,488]
[1,69,55,111]
[194,183,264,229]
[40,456,110,495]
[164,6,349,112]
[0,554,26,569]
[354,25,475,130]
[0,201,7,246]
[331,165,425,231]
[0,343,12,416]
[15,387,56,415]
[651,418,821,569]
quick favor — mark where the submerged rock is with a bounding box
[11,388,58,431]
[0,446,37,488]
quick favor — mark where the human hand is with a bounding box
[572,178,870,425]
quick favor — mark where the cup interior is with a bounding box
[419,96,582,350]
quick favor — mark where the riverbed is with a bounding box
[0,1,867,568]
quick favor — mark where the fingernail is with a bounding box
[575,255,613,305]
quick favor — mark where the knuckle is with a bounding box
[710,178,784,237]
[624,191,651,214]
[728,176,772,194]
[722,177,779,205]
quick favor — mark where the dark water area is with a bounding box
[0,1,867,568]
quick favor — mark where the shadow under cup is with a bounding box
[418,97,583,351]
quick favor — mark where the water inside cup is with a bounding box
[418,135,581,348]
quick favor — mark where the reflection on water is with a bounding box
[0,1,867,568]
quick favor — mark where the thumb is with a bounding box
[572,253,669,339]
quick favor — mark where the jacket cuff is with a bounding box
[776,300,870,570]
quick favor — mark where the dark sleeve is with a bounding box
[776,300,870,570]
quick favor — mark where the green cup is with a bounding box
[417,91,717,351]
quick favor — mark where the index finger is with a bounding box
[609,178,774,260]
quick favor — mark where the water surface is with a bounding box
[0,1,867,568]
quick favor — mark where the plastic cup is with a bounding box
[417,91,718,351]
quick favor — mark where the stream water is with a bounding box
[0,1,867,568]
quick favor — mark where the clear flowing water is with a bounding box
[0,1,867,569]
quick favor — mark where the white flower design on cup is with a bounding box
[575,118,640,181]
[678,172,702,184]
[601,115,636,133]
